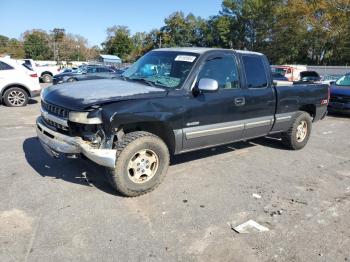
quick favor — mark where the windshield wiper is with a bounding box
[129,77,157,87]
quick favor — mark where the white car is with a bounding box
[21,59,60,83]
[0,58,41,107]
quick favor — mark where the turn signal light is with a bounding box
[30,73,38,78]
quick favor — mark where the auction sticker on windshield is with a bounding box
[175,55,196,63]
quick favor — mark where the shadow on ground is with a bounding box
[23,135,288,195]
[23,137,120,196]
[326,112,350,119]
[28,99,38,105]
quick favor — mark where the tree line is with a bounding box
[1,0,349,65]
[0,29,100,62]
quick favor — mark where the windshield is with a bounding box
[122,51,199,89]
[335,75,350,86]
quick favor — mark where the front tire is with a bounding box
[106,131,170,197]
[282,111,312,150]
[3,87,29,107]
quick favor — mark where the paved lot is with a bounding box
[1,87,350,262]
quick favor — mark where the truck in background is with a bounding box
[20,59,61,83]
[271,65,307,82]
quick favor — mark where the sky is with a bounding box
[0,0,223,46]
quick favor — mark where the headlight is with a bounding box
[40,87,48,101]
[69,110,102,124]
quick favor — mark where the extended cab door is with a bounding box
[182,52,247,151]
[239,54,276,139]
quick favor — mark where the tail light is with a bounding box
[30,73,38,78]
[327,86,330,102]
[320,86,330,105]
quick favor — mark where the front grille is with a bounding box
[41,101,69,118]
[44,118,68,131]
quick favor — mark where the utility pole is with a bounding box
[51,28,65,63]
[159,35,162,48]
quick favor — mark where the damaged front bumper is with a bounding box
[36,117,116,168]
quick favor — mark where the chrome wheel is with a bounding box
[127,149,159,184]
[296,120,308,142]
[8,90,26,106]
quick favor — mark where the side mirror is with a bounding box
[329,81,335,85]
[198,78,219,92]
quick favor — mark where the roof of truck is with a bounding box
[153,47,263,56]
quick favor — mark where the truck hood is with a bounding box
[42,79,167,111]
[330,85,350,96]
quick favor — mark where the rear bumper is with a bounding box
[36,117,117,168]
[314,105,328,121]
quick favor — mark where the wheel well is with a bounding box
[119,121,175,154]
[299,105,316,119]
[1,85,30,98]
[41,71,53,77]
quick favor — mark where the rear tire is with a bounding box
[3,87,29,107]
[41,74,52,83]
[282,111,312,150]
[106,131,170,197]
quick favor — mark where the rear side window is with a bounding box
[22,63,33,71]
[98,67,110,73]
[242,56,268,88]
[87,67,97,73]
[0,61,14,70]
[23,60,33,70]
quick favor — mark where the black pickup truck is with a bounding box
[37,47,329,196]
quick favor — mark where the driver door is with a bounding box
[182,53,246,151]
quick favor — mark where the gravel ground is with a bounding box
[0,87,350,262]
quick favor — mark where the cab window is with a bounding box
[242,55,268,88]
[197,55,239,89]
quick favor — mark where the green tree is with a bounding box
[0,35,25,58]
[0,35,9,52]
[23,30,53,60]
[102,26,134,60]
[6,39,25,58]
[161,12,205,47]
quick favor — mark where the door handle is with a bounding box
[234,97,245,106]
